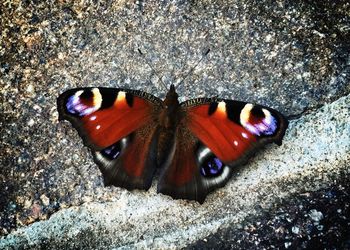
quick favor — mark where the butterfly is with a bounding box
[57,84,288,203]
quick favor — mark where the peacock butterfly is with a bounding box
[57,84,288,203]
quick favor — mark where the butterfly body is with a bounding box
[57,84,288,203]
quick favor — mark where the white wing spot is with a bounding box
[242,132,249,139]
[240,103,253,126]
[234,140,239,146]
[96,125,101,130]
[198,147,211,161]
[217,101,226,114]
[262,108,272,124]
[116,91,126,103]
[91,88,102,109]
[75,90,84,98]
[90,116,97,121]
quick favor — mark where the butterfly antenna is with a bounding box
[137,48,168,91]
[175,48,210,89]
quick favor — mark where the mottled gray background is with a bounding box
[1,0,349,249]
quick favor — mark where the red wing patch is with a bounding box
[81,98,151,148]
[187,104,256,162]
[121,129,156,178]
[163,145,197,186]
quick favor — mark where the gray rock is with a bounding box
[292,226,300,235]
[1,0,349,248]
[309,209,324,223]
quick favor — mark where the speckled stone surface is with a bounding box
[1,0,349,248]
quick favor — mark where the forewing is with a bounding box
[185,99,288,162]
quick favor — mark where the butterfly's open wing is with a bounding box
[157,98,288,203]
[57,87,163,190]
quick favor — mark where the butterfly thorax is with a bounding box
[160,84,182,129]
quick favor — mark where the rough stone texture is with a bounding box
[187,179,350,249]
[1,0,349,248]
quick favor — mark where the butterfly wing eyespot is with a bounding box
[240,104,278,136]
[65,88,103,116]
[197,147,225,177]
[98,137,129,161]
[57,87,163,191]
